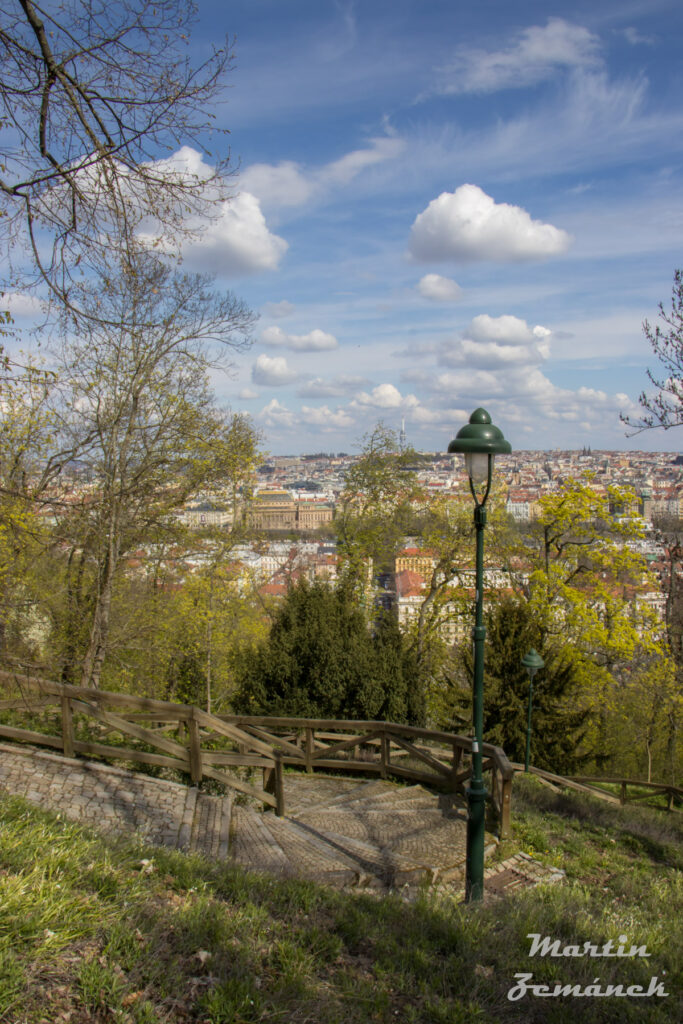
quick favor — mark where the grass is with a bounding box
[0,775,681,1024]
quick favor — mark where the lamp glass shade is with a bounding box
[521,648,545,676]
[465,452,491,485]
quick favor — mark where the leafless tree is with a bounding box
[1,0,235,320]
[622,270,683,434]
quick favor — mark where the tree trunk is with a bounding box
[80,524,119,688]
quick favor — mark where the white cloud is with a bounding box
[261,325,338,351]
[252,354,298,387]
[318,136,405,187]
[183,192,288,275]
[240,162,314,209]
[622,27,655,46]
[238,387,259,400]
[258,398,296,429]
[240,135,405,212]
[138,148,288,275]
[409,185,571,262]
[263,300,295,319]
[298,376,368,398]
[353,383,420,409]
[2,292,46,317]
[468,314,550,346]
[417,274,462,302]
[434,18,601,95]
[300,405,355,429]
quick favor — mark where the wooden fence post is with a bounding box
[380,730,389,779]
[500,776,512,839]
[188,716,203,785]
[61,696,75,758]
[305,727,314,773]
[264,752,286,816]
[451,742,462,793]
[274,752,285,816]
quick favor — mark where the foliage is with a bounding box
[0,0,235,321]
[25,251,257,687]
[621,269,683,433]
[1,782,680,1023]
[234,577,423,724]
[454,597,589,773]
[335,422,422,585]
[518,476,670,769]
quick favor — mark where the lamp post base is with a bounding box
[465,780,487,902]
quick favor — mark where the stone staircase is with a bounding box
[0,743,500,892]
[218,776,498,891]
[0,743,563,897]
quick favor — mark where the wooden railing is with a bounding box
[221,714,514,837]
[510,763,682,812]
[0,671,515,837]
[0,671,286,815]
[571,775,682,811]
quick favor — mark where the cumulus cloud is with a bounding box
[353,383,420,410]
[261,325,338,352]
[139,148,288,276]
[241,135,405,211]
[434,18,601,95]
[300,405,355,429]
[252,354,298,387]
[258,398,296,428]
[468,314,548,344]
[409,185,571,263]
[238,387,259,400]
[438,315,552,369]
[417,274,462,302]
[240,162,314,209]
[2,292,46,317]
[184,192,288,275]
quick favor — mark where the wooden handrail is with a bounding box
[224,713,514,837]
[512,763,681,813]
[0,670,515,835]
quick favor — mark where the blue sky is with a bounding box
[11,0,683,455]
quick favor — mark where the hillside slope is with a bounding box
[0,775,680,1024]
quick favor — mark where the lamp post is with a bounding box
[521,648,544,773]
[448,408,511,902]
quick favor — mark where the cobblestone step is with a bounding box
[1,745,556,899]
[188,793,232,860]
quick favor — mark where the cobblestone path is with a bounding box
[0,742,564,897]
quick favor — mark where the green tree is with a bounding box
[42,252,257,687]
[453,597,589,774]
[335,422,422,591]
[234,578,422,724]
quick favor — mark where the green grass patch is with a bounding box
[0,777,680,1023]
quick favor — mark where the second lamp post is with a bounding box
[448,408,511,902]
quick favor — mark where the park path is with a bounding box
[0,742,562,896]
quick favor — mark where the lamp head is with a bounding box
[522,648,545,678]
[448,408,511,487]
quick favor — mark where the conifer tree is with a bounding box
[455,597,589,773]
[234,579,423,724]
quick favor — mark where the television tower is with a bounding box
[399,417,407,451]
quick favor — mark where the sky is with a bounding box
[10,0,683,456]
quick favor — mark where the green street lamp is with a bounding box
[448,408,511,902]
[521,648,544,773]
